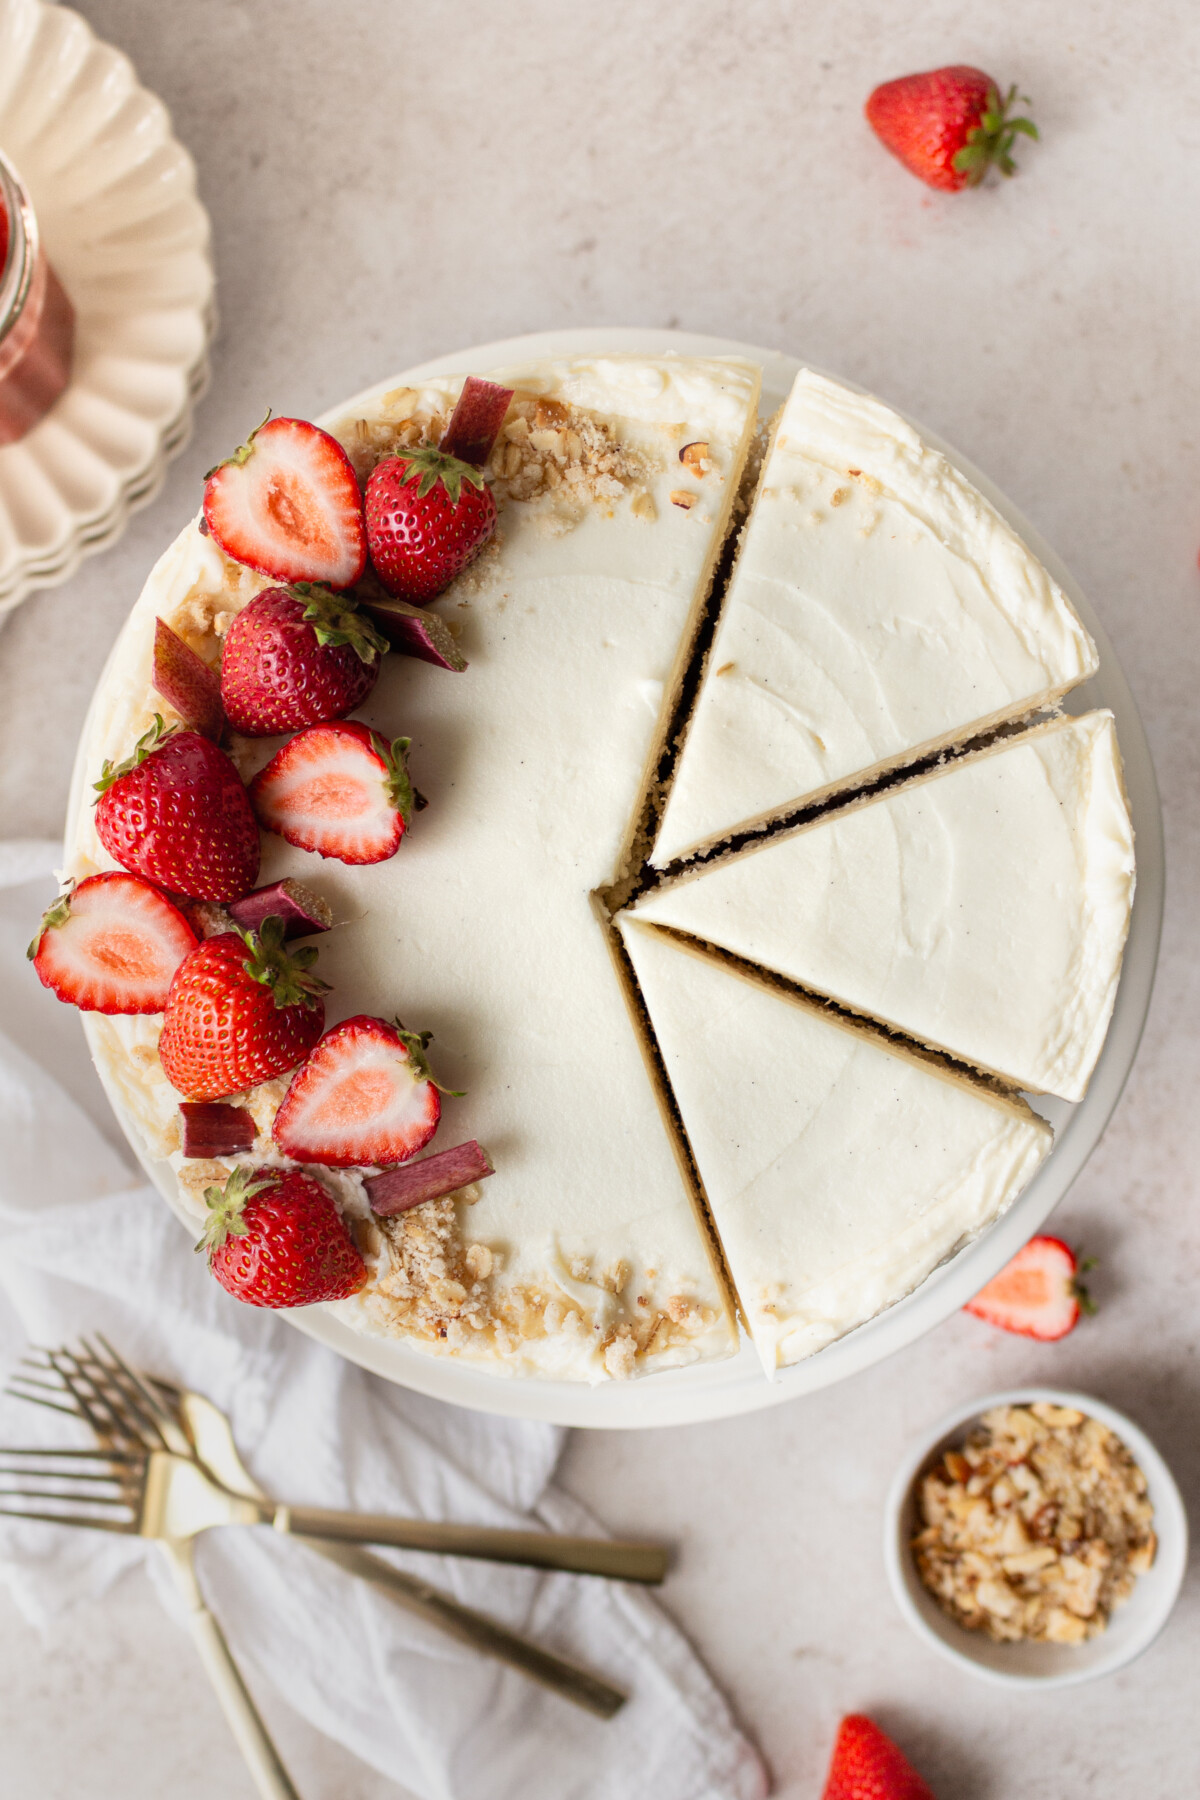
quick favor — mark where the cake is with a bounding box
[58,350,1131,1389]
[628,711,1136,1103]
[619,923,1054,1373]
[652,368,1100,868]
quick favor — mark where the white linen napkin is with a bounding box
[0,841,767,1800]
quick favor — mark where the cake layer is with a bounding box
[73,354,761,1382]
[631,711,1135,1102]
[619,922,1053,1373]
[652,368,1100,867]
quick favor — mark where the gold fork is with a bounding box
[4,1343,666,1582]
[6,1341,630,1716]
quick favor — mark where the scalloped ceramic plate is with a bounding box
[0,0,214,616]
[68,328,1163,1429]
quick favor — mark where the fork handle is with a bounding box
[273,1506,667,1583]
[160,1542,301,1800]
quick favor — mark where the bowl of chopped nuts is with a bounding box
[884,1388,1188,1688]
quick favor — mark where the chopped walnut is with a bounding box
[912,1404,1156,1645]
[669,489,697,510]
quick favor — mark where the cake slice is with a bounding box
[651,368,1100,867]
[619,921,1053,1373]
[72,354,761,1382]
[630,711,1135,1102]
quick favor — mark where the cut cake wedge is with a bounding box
[619,921,1054,1374]
[652,368,1100,867]
[631,711,1135,1102]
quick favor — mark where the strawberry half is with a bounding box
[865,67,1038,192]
[273,1014,449,1168]
[250,720,415,864]
[29,873,198,1014]
[365,447,497,604]
[94,717,260,903]
[204,416,367,590]
[220,584,388,736]
[965,1235,1096,1341]
[158,917,328,1101]
[199,1164,366,1308]
[821,1716,936,1800]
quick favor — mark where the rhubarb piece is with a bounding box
[180,1101,257,1158]
[358,592,467,671]
[153,618,225,740]
[365,1140,493,1215]
[227,879,333,941]
[439,376,514,468]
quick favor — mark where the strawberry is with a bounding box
[94,717,260,903]
[158,917,328,1101]
[28,872,197,1014]
[273,1014,451,1168]
[219,584,388,736]
[203,415,367,590]
[965,1235,1096,1340]
[865,67,1037,192]
[250,720,415,865]
[365,447,497,603]
[199,1164,366,1308]
[821,1716,936,1800]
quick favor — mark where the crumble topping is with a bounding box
[913,1402,1157,1645]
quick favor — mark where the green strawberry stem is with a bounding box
[394,1019,464,1096]
[240,914,331,1009]
[375,734,417,826]
[289,582,389,666]
[93,714,175,794]
[952,85,1039,183]
[27,883,74,959]
[1072,1254,1099,1317]
[198,1163,274,1255]
[392,442,488,506]
[205,408,272,481]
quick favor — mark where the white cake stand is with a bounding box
[67,328,1163,1429]
[0,0,214,618]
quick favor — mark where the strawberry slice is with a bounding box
[204,416,367,590]
[273,1014,450,1168]
[964,1235,1096,1340]
[29,873,198,1014]
[822,1715,936,1800]
[250,720,415,864]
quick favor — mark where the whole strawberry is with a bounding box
[821,1715,936,1800]
[94,717,260,903]
[865,66,1037,192]
[220,584,388,736]
[365,447,497,604]
[199,1164,366,1308]
[159,916,328,1100]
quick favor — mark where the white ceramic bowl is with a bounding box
[884,1387,1188,1689]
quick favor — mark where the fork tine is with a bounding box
[46,1350,115,1439]
[51,1349,146,1449]
[89,1336,176,1448]
[0,1503,136,1534]
[0,1447,144,1464]
[11,1374,74,1396]
[4,1384,82,1418]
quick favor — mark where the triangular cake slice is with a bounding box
[631,711,1135,1102]
[619,922,1053,1374]
[652,367,1100,867]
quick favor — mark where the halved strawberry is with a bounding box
[822,1715,935,1800]
[29,873,198,1014]
[204,416,367,590]
[273,1014,451,1168]
[964,1235,1096,1341]
[250,720,415,864]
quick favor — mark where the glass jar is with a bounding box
[0,147,75,447]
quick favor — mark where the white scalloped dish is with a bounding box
[0,0,213,616]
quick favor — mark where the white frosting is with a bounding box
[631,712,1135,1102]
[652,368,1100,866]
[73,354,762,1382]
[619,922,1053,1372]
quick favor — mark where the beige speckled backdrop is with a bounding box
[2,2,1198,1794]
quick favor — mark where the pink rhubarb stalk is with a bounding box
[439,376,514,468]
[180,1101,257,1158]
[227,880,333,941]
[153,618,225,740]
[365,1141,494,1215]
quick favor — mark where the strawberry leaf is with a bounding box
[198,1162,274,1255]
[205,408,272,481]
[392,443,488,507]
[951,83,1038,185]
[239,913,331,1010]
[375,733,416,826]
[27,883,74,959]
[290,582,389,666]
[393,1019,465,1097]
[93,715,175,794]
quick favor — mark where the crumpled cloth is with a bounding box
[0,840,767,1800]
